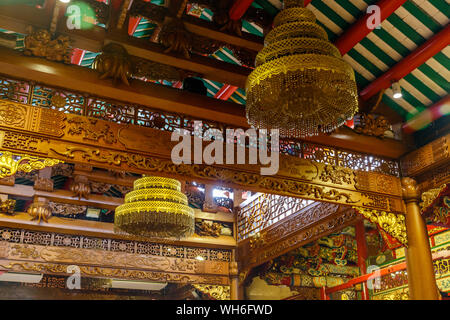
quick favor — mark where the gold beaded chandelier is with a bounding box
[246,0,359,137]
[114,176,194,239]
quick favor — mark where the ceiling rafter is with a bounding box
[360,23,450,101]
[214,84,238,100]
[334,0,408,56]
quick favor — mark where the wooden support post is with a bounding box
[203,184,217,213]
[402,177,440,300]
[320,286,328,300]
[355,219,369,300]
[230,249,239,300]
[233,189,244,208]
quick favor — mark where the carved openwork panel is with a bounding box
[401,133,449,177]
[237,193,314,241]
[0,227,231,262]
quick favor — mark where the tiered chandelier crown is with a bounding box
[246,0,359,137]
[114,176,194,239]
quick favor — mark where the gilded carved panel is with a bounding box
[0,100,404,211]
[1,242,229,276]
[239,207,358,270]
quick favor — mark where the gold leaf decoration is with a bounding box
[0,151,62,179]
[353,207,407,246]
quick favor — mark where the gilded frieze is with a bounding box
[68,117,116,144]
[0,100,405,211]
[0,260,229,285]
[3,242,229,276]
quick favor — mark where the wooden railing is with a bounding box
[236,192,314,241]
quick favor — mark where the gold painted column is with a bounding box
[402,177,439,300]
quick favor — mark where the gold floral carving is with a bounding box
[193,284,231,300]
[372,287,409,300]
[0,102,27,128]
[353,207,407,246]
[319,165,353,185]
[23,28,71,63]
[421,184,447,211]
[68,116,116,144]
[0,151,62,179]
[196,220,223,237]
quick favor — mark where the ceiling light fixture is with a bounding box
[392,81,403,99]
[246,0,359,137]
[114,176,194,239]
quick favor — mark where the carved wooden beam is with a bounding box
[103,32,250,87]
[0,212,236,249]
[0,42,410,158]
[0,46,248,127]
[400,133,450,177]
[0,240,231,285]
[0,100,405,214]
[237,204,358,271]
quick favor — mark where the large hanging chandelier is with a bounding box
[114,176,194,239]
[246,0,359,137]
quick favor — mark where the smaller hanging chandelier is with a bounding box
[115,176,194,239]
[246,0,359,137]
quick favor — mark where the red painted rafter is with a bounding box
[214,84,238,100]
[230,0,313,20]
[71,48,85,65]
[128,16,141,35]
[360,24,450,101]
[229,0,254,20]
[335,0,407,55]
[128,0,152,36]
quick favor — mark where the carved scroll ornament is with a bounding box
[24,27,71,64]
[353,207,407,246]
[0,151,62,179]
